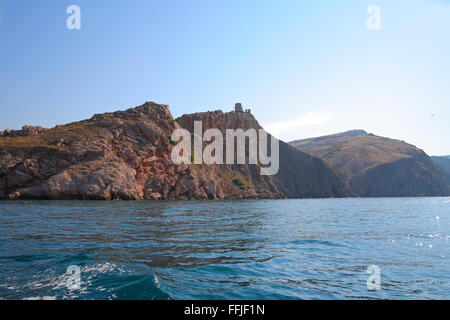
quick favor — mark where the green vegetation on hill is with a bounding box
[232,177,251,190]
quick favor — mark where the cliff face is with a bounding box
[0,102,349,200]
[290,131,450,197]
[432,156,450,186]
[176,111,350,199]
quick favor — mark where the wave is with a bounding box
[0,255,171,300]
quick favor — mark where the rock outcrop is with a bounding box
[1,126,48,137]
[290,130,450,197]
[0,102,350,200]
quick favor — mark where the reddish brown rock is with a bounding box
[0,102,349,200]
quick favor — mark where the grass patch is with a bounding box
[232,177,251,190]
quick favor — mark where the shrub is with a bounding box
[232,177,251,190]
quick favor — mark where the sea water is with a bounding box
[0,198,448,300]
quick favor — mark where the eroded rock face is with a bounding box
[17,161,144,200]
[176,110,349,199]
[0,102,350,200]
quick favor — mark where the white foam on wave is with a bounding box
[23,296,57,300]
[81,262,125,274]
[10,262,128,300]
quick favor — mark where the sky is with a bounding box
[0,0,449,155]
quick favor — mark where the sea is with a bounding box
[0,198,449,300]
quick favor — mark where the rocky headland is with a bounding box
[0,102,349,200]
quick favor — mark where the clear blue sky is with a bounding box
[0,0,449,155]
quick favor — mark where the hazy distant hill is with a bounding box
[290,130,450,197]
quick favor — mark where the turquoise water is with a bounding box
[0,198,449,300]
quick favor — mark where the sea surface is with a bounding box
[0,198,449,300]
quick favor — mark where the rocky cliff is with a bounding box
[431,156,450,186]
[176,110,350,199]
[0,102,349,200]
[289,131,450,197]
